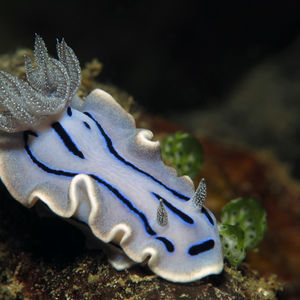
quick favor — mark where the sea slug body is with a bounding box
[0,35,223,282]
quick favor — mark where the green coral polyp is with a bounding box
[161,131,204,179]
[219,197,267,267]
[221,198,267,249]
[218,224,246,267]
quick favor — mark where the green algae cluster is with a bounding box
[161,131,204,179]
[219,197,267,267]
[218,223,246,267]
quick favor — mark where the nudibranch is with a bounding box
[0,36,223,282]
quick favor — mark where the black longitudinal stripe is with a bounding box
[156,237,175,252]
[23,132,156,236]
[67,106,72,116]
[152,193,194,225]
[89,174,156,236]
[24,131,77,177]
[201,207,214,226]
[188,239,215,256]
[84,112,190,201]
[52,122,85,159]
[83,121,91,129]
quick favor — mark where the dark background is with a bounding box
[1,1,300,112]
[1,1,300,176]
